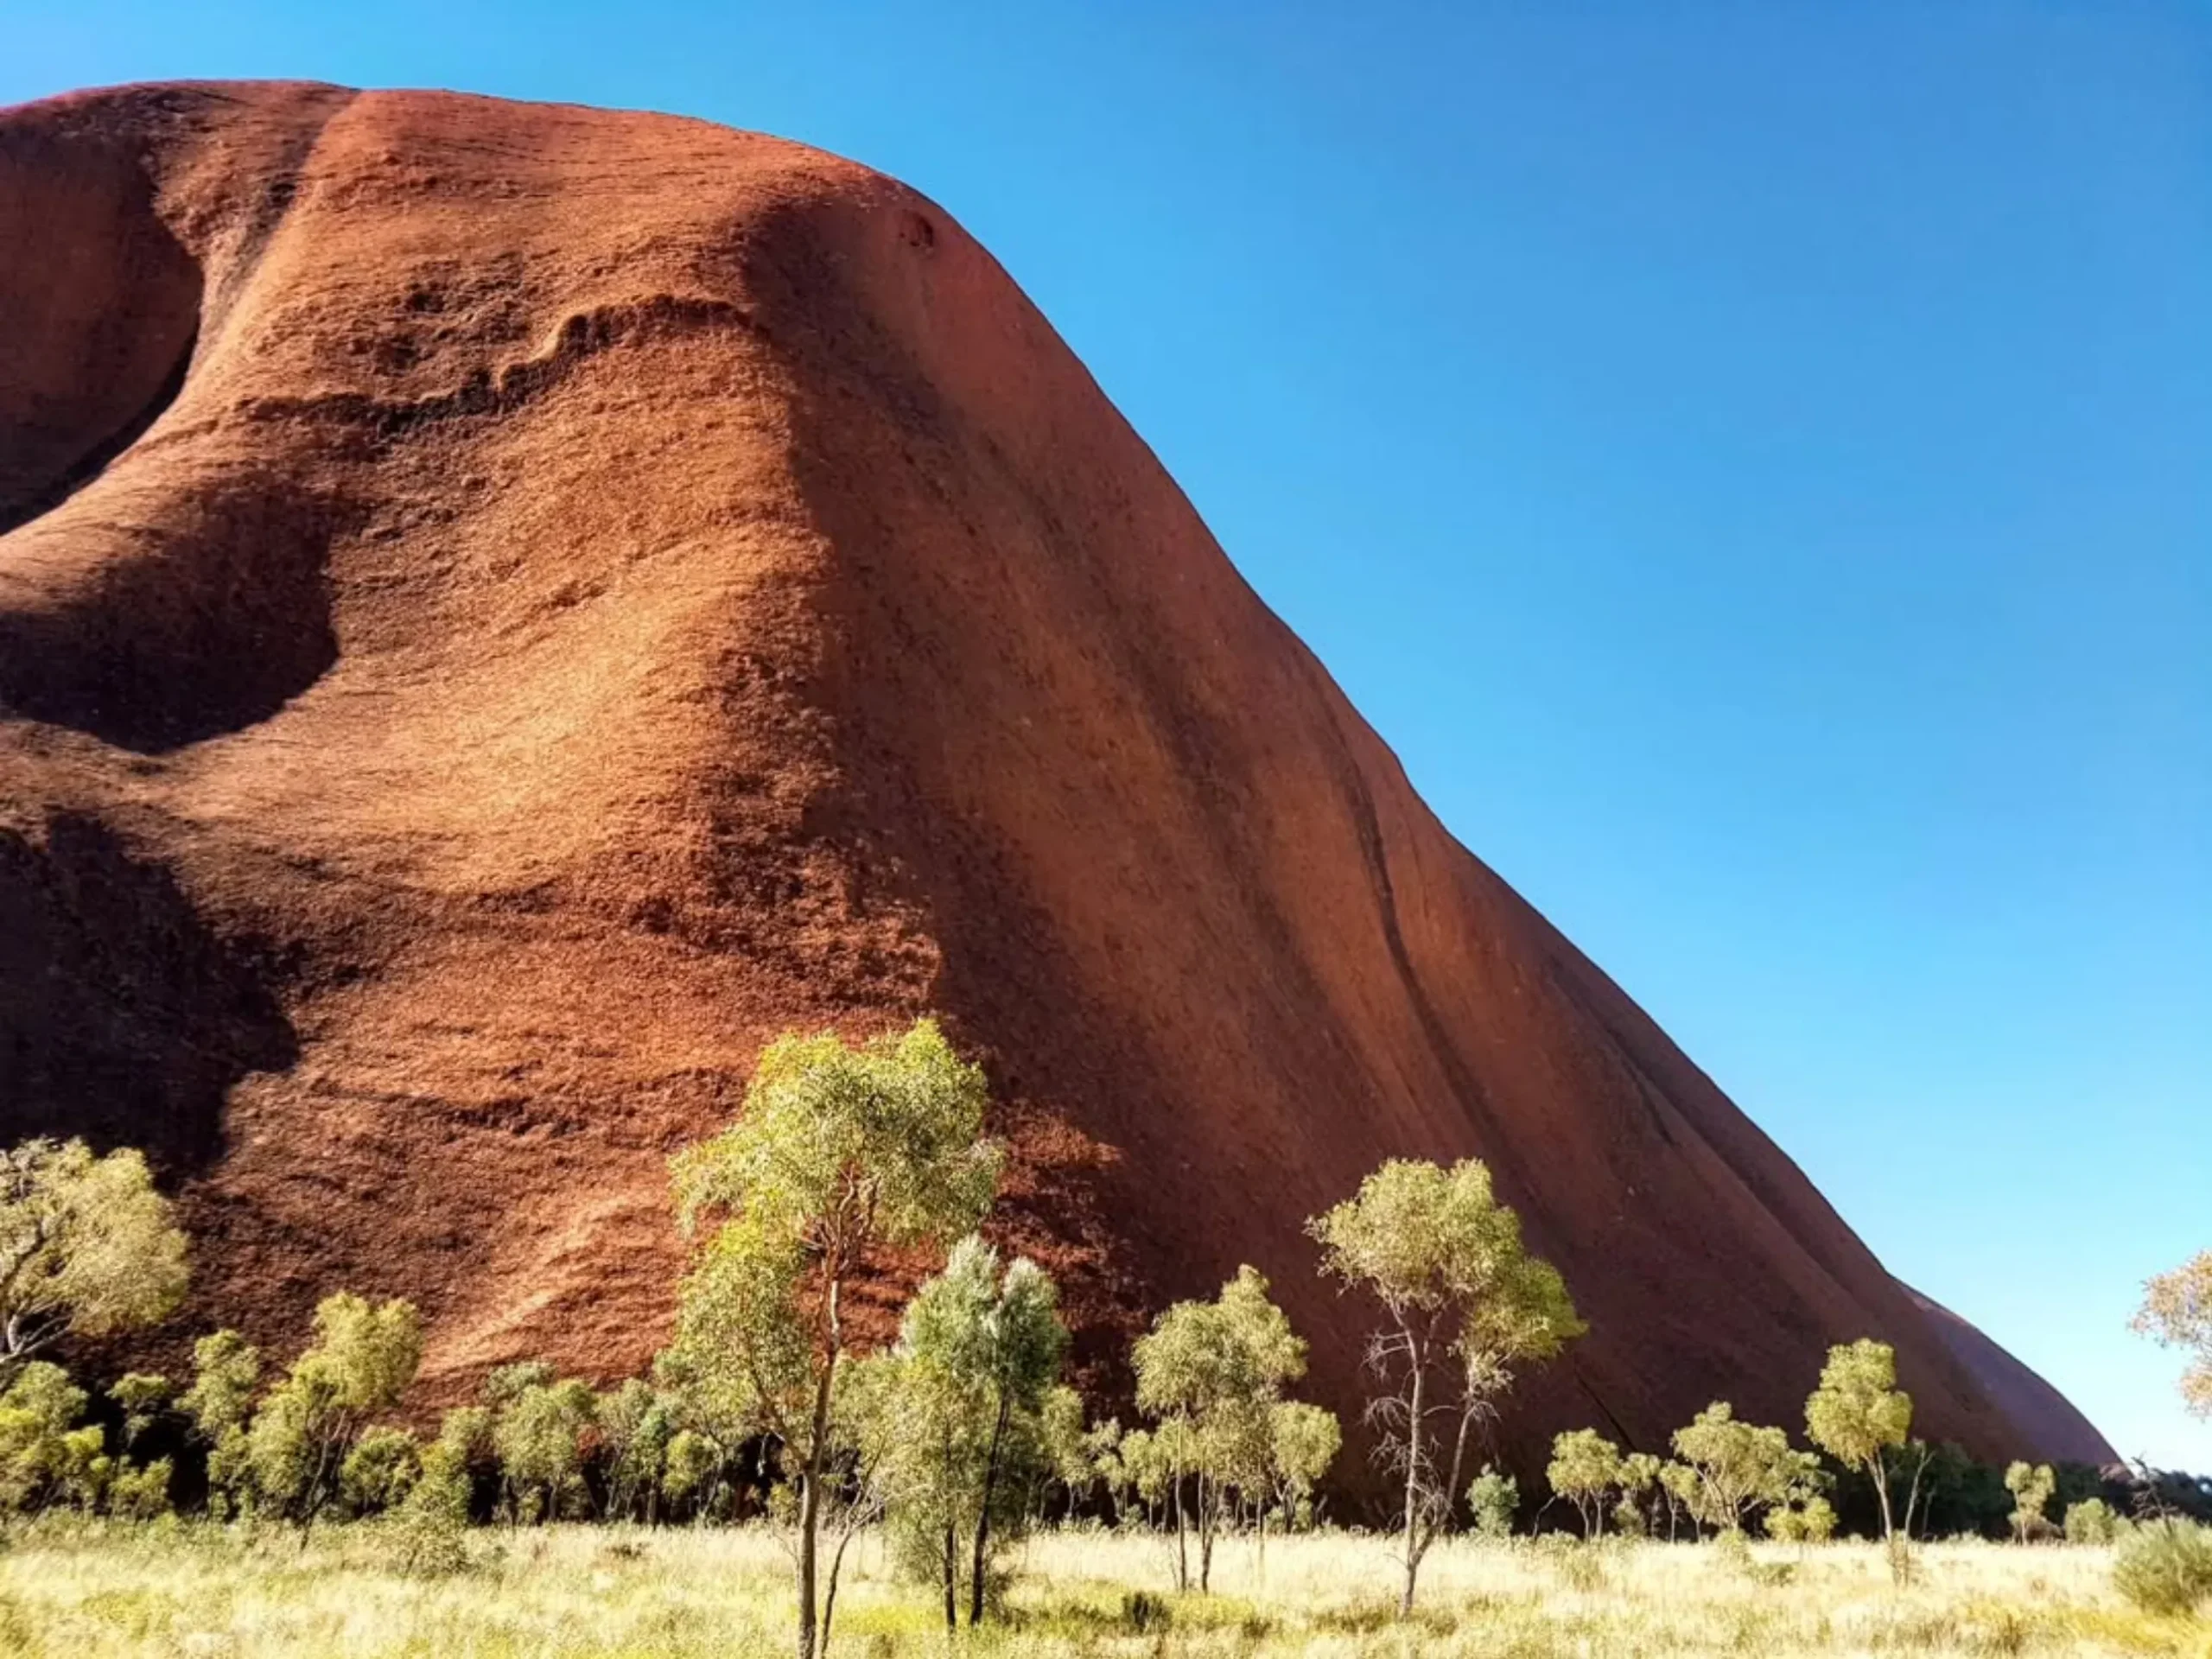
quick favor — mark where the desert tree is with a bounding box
[1267,1399,1341,1535]
[1307,1157,1583,1614]
[1132,1264,1309,1592]
[1080,1414,1127,1522]
[110,1372,174,1452]
[2134,1252,2212,1421]
[1805,1338,1913,1552]
[487,1363,597,1523]
[385,1410,484,1577]
[1035,1384,1085,1520]
[1614,1450,1662,1537]
[0,1360,106,1512]
[664,1018,1001,1659]
[0,1139,188,1381]
[1668,1402,1804,1536]
[874,1234,1066,1630]
[339,1425,422,1515]
[1547,1427,1626,1538]
[1765,1492,1839,1544]
[596,1377,676,1522]
[243,1293,422,1537]
[181,1328,262,1514]
[1467,1464,1519,1539]
[661,1427,721,1518]
[2005,1460,2056,1543]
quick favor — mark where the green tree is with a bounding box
[0,1360,104,1511]
[0,1139,188,1381]
[181,1328,261,1516]
[1307,1158,1583,1614]
[879,1235,1066,1628]
[2133,1252,2212,1421]
[110,1372,173,1452]
[664,1018,1001,1659]
[661,1428,721,1517]
[2065,1497,2123,1545]
[386,1427,474,1577]
[1805,1338,1913,1550]
[1467,1465,1519,1540]
[1616,1451,1662,1537]
[1035,1384,1093,1521]
[1669,1402,1802,1535]
[1547,1428,1626,1537]
[597,1377,675,1522]
[245,1293,422,1535]
[1132,1264,1308,1593]
[488,1366,596,1523]
[1765,1494,1838,1544]
[1267,1400,1341,1533]
[340,1425,422,1515]
[107,1455,173,1519]
[2005,1460,2056,1544]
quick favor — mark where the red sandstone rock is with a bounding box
[0,81,2110,1478]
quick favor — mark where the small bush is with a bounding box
[1119,1589,1171,1632]
[1537,1533,1609,1592]
[105,1459,172,1522]
[2063,1498,2122,1546]
[2111,1517,2212,1617]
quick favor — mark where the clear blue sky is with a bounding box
[10,3,2207,1469]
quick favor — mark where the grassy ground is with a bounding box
[0,1522,2205,1658]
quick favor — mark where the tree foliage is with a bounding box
[1132,1264,1312,1592]
[1548,1427,1626,1537]
[0,1360,105,1510]
[2134,1252,2212,1421]
[1307,1158,1582,1613]
[244,1294,422,1532]
[1467,1464,1519,1539]
[872,1234,1067,1629]
[1669,1402,1812,1535]
[2005,1460,2056,1544]
[487,1364,597,1523]
[1805,1338,1912,1550]
[0,1139,188,1380]
[664,1017,1001,1659]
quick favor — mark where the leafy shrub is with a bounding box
[1467,1465,1518,1540]
[105,1458,172,1521]
[2111,1517,2212,1616]
[2063,1497,2122,1545]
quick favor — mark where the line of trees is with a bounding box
[4,1019,2210,1656]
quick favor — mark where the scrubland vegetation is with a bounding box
[4,1017,2209,1656]
[1,1524,2206,1658]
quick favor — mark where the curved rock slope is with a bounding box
[0,81,2112,1474]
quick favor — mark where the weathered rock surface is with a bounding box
[0,81,2112,1476]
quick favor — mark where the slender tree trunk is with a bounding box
[820,1510,863,1659]
[942,1522,958,1634]
[1198,1470,1215,1593]
[971,1390,1012,1625]
[1401,1346,1427,1618]
[796,1361,836,1659]
[1173,1456,1190,1592]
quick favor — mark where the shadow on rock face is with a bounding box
[0,474,346,752]
[0,120,204,537]
[0,111,346,753]
[0,811,296,1174]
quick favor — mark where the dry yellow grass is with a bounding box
[0,1522,2205,1657]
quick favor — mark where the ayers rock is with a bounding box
[1,81,2111,1478]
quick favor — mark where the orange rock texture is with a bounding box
[0,82,2111,1478]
